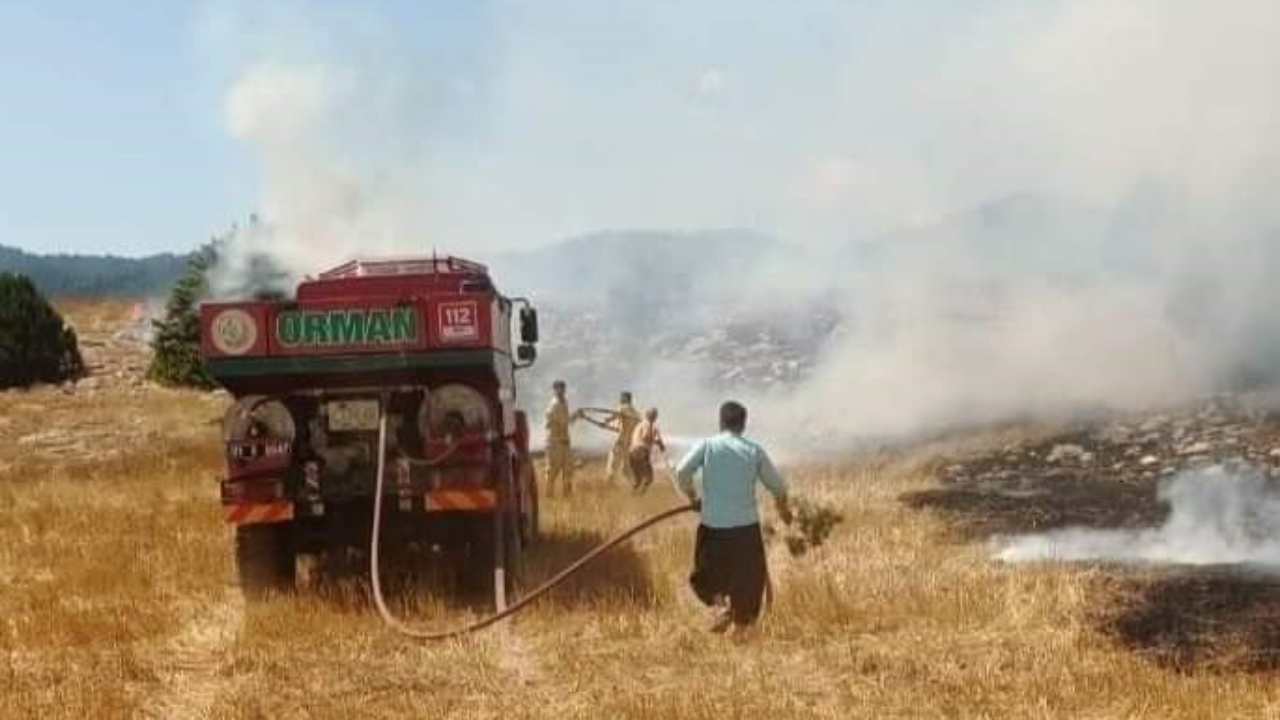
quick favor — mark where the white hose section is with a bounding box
[369,406,477,637]
[369,405,410,635]
[368,400,698,640]
[368,402,509,638]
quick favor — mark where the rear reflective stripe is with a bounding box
[224,501,294,525]
[424,489,496,512]
[224,493,494,521]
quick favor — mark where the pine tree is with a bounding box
[145,218,293,389]
[147,245,217,388]
[0,272,84,388]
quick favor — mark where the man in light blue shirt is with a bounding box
[676,401,791,634]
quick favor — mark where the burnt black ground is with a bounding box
[1097,566,1280,673]
[901,397,1280,673]
[901,471,1164,540]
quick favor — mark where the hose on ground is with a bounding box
[369,405,697,640]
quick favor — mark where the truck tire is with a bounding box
[507,504,525,592]
[461,515,495,596]
[461,513,520,602]
[235,523,296,597]
[521,461,540,548]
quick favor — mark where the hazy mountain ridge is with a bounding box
[1,197,1130,402]
[5,195,1109,301]
[0,244,192,297]
[487,228,796,318]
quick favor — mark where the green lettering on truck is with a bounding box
[392,307,417,342]
[329,311,365,345]
[275,307,419,348]
[366,311,391,343]
[277,313,302,346]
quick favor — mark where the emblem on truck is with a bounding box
[211,309,258,355]
[276,307,419,348]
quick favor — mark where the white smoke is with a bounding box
[195,1,1280,452]
[995,467,1280,568]
[212,58,440,291]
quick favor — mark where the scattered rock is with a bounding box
[1178,441,1212,457]
[1139,416,1169,432]
[1047,443,1088,463]
[535,304,838,394]
[941,396,1279,494]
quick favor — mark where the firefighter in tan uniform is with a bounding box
[544,380,580,497]
[605,391,642,484]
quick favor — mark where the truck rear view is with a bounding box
[200,256,540,605]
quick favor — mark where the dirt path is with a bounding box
[137,587,244,720]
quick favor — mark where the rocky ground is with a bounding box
[904,395,1280,538]
[945,395,1280,485]
[3,300,226,467]
[651,308,841,387]
[528,303,840,411]
[65,299,155,390]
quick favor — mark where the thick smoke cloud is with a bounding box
[199,1,1280,453]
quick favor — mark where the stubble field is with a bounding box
[2,301,1279,719]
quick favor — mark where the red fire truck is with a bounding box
[200,256,539,604]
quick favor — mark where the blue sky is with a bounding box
[5,2,1269,261]
[0,1,489,257]
[0,1,1004,259]
[3,1,972,259]
[0,1,231,256]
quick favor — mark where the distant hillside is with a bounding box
[486,229,840,414]
[488,229,800,312]
[0,244,191,297]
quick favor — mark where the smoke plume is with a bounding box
[995,466,1280,568]
[197,1,1280,452]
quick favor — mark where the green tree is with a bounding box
[147,245,217,389]
[145,217,294,389]
[0,272,84,388]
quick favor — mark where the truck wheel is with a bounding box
[235,523,296,598]
[522,487,539,548]
[506,505,525,593]
[462,516,495,596]
[461,514,519,603]
[520,459,539,548]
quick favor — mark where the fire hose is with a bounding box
[369,404,697,640]
[576,407,617,433]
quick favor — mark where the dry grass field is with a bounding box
[4,302,1280,719]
